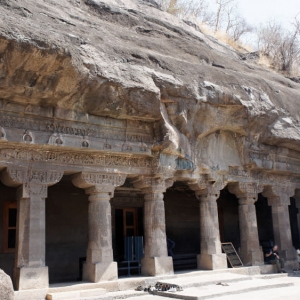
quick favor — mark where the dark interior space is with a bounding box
[46,175,88,283]
[114,207,143,262]
[289,197,300,249]
[0,182,17,281]
[164,181,199,271]
[255,193,274,255]
[217,187,240,252]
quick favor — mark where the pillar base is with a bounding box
[280,249,297,262]
[283,260,299,270]
[197,253,227,270]
[240,249,264,266]
[141,257,174,276]
[14,266,48,290]
[82,262,117,282]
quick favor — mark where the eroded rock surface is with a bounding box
[0,269,14,300]
[0,0,300,171]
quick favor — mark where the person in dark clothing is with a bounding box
[265,245,286,273]
[167,238,175,257]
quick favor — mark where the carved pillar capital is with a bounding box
[228,182,263,204]
[132,175,173,197]
[1,166,63,198]
[188,175,226,201]
[262,185,295,206]
[72,172,126,199]
[17,183,48,199]
[1,166,63,186]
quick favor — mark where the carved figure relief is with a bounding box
[82,140,89,148]
[22,131,33,143]
[0,127,6,140]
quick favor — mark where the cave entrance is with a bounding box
[255,193,274,258]
[289,197,300,249]
[165,181,199,271]
[217,186,240,265]
[111,180,144,277]
[46,175,89,283]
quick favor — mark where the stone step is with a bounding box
[46,287,106,300]
[152,278,294,300]
[155,271,253,288]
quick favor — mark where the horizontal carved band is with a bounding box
[0,148,154,169]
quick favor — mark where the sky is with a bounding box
[208,0,300,46]
[236,0,300,29]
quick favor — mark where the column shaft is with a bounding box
[238,201,263,265]
[144,192,168,258]
[14,185,48,290]
[87,193,113,264]
[198,196,227,270]
[271,204,294,261]
[141,191,173,276]
[83,192,117,282]
[199,198,222,255]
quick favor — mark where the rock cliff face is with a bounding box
[0,0,300,173]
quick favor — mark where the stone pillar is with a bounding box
[263,186,296,268]
[132,176,174,276]
[228,182,264,266]
[189,177,227,270]
[72,172,126,282]
[1,167,63,290]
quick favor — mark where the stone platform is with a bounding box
[13,265,295,300]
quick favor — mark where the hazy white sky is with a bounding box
[237,0,300,28]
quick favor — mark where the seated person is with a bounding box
[265,245,286,273]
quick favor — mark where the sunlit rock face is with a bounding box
[0,0,300,173]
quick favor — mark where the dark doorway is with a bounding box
[46,175,88,283]
[255,193,274,255]
[289,197,300,249]
[165,182,199,271]
[0,182,17,281]
[217,187,240,252]
[115,207,143,261]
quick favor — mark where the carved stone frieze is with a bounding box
[228,167,300,189]
[0,112,154,153]
[0,148,155,169]
[247,148,300,173]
